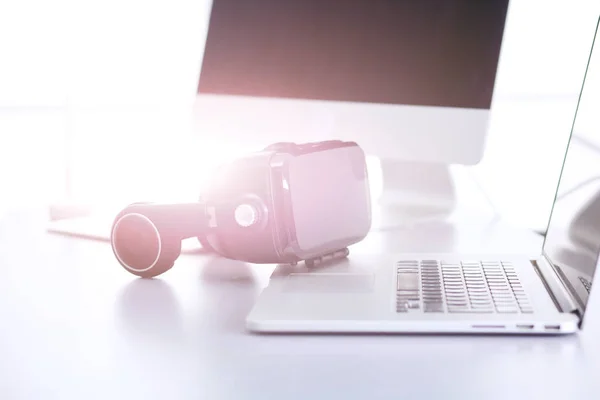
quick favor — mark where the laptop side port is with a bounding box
[516,324,535,330]
[544,324,561,331]
[472,325,505,329]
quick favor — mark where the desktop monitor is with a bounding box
[193,0,510,217]
[45,0,512,241]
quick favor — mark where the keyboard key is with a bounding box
[493,297,517,304]
[448,308,471,313]
[470,298,492,303]
[491,291,513,296]
[492,295,515,300]
[493,301,517,307]
[474,307,496,311]
[397,274,419,291]
[466,285,488,290]
[488,282,510,287]
[446,295,468,300]
[470,296,492,302]
[494,299,517,305]
[491,290,515,299]
[469,292,491,296]
[469,291,491,296]
[407,300,420,309]
[447,302,469,307]
[465,279,485,283]
[472,303,493,308]
[496,307,519,313]
[464,277,485,281]
[490,291,512,296]
[398,298,420,303]
[447,299,468,303]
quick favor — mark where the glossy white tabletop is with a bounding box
[2,107,600,399]
[0,203,599,400]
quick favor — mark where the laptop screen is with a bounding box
[198,0,509,109]
[543,18,600,319]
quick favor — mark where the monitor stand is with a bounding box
[372,160,456,231]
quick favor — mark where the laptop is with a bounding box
[246,17,600,335]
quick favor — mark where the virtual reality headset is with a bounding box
[110,140,372,278]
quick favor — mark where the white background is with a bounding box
[1,0,599,230]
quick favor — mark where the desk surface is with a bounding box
[1,207,600,400]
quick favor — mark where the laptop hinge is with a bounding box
[532,255,580,316]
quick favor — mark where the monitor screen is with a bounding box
[198,0,509,109]
[543,19,599,316]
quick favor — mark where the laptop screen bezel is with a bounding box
[542,16,600,328]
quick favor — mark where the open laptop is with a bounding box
[246,17,600,335]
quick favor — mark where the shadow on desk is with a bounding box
[114,256,262,344]
[116,279,185,342]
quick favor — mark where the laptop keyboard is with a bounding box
[579,276,592,294]
[396,260,533,314]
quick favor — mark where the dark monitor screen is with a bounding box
[198,0,510,109]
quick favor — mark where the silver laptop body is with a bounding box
[246,17,600,335]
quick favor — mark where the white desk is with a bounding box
[2,107,600,400]
[0,205,599,400]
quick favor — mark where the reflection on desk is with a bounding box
[1,208,600,400]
